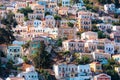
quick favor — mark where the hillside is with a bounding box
[84,0,120,7]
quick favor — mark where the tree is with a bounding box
[76,31,81,39]
[30,41,52,69]
[24,16,29,21]
[56,38,62,47]
[114,0,120,8]
[67,22,74,28]
[36,17,41,20]
[83,0,90,4]
[45,12,51,16]
[92,24,99,32]
[114,14,118,18]
[1,11,18,29]
[54,15,61,20]
[112,22,120,26]
[108,58,116,65]
[75,56,90,65]
[22,56,29,63]
[38,69,53,80]
[63,37,68,40]
[98,0,112,4]
[98,31,106,39]
[18,7,33,17]
[102,58,120,80]
[63,51,70,56]
[106,70,120,80]
[22,41,30,49]
[0,28,15,44]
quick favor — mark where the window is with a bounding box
[80,69,82,72]
[75,68,77,71]
[59,67,61,71]
[14,49,17,52]
[88,69,89,72]
[9,49,12,52]
[22,75,25,78]
[16,54,19,57]
[84,69,86,72]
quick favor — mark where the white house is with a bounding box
[17,65,39,80]
[104,4,116,13]
[104,43,114,54]
[81,31,98,40]
[28,13,41,20]
[96,23,113,31]
[98,16,112,23]
[62,0,70,7]
[113,26,120,31]
[15,1,27,9]
[15,13,24,23]
[45,15,55,28]
[62,40,85,53]
[85,40,98,52]
[92,52,111,61]
[53,63,77,79]
[53,63,92,80]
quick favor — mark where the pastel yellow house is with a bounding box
[90,62,103,74]
[31,4,45,14]
[58,7,69,16]
[77,11,92,31]
[115,67,120,76]
[112,54,120,64]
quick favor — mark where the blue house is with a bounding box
[37,1,47,7]
[33,20,42,27]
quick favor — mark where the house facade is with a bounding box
[77,11,92,31]
[58,27,77,39]
[53,63,92,80]
[96,23,113,31]
[7,45,23,62]
[104,43,114,54]
[15,13,24,24]
[81,31,98,40]
[62,40,85,53]
[112,54,120,64]
[90,62,103,74]
[45,15,55,28]
[62,0,70,7]
[94,73,111,80]
[17,65,39,80]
